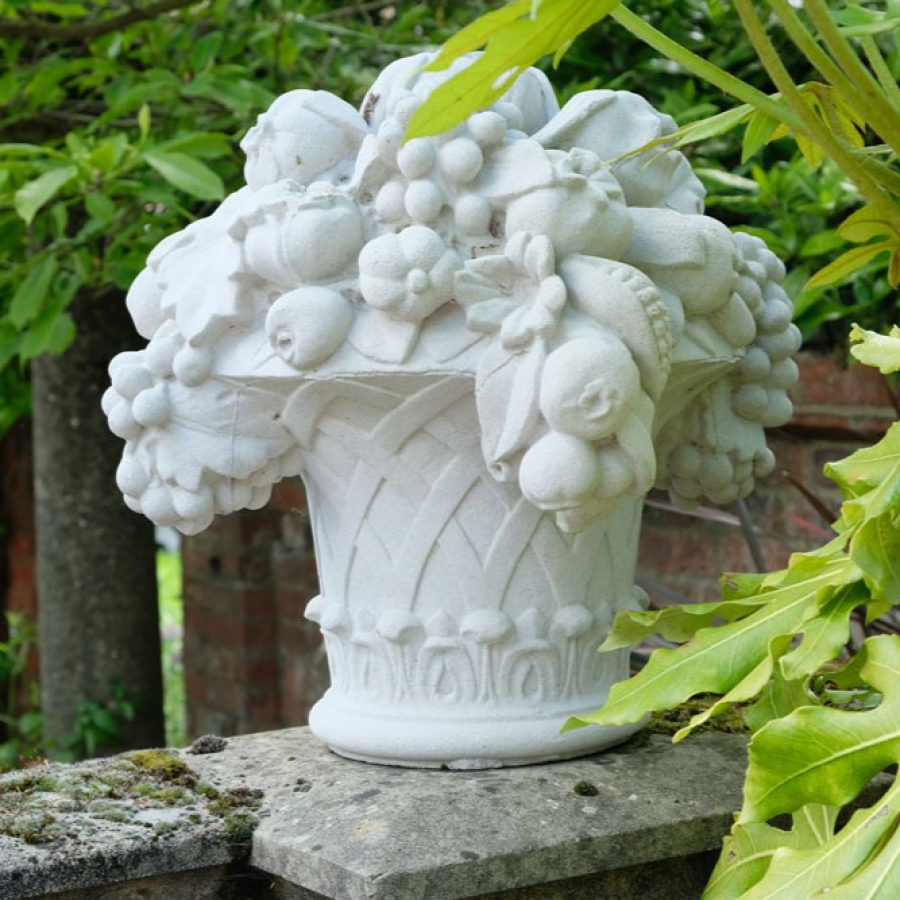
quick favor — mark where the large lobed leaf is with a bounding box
[708,783,900,899]
[704,808,837,900]
[405,0,620,139]
[742,636,900,823]
[849,323,900,373]
[564,555,859,732]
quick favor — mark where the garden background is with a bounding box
[1,0,896,763]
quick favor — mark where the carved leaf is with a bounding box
[475,335,546,480]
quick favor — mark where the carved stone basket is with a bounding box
[105,53,800,768]
[294,372,644,766]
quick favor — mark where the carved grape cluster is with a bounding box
[371,94,514,237]
[662,233,800,509]
[729,232,802,428]
[104,325,298,535]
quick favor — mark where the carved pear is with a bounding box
[266,287,353,370]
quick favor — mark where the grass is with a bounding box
[156,550,186,748]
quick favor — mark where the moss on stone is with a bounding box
[88,799,135,824]
[207,786,263,819]
[126,750,196,786]
[646,695,749,737]
[572,780,600,797]
[2,812,58,844]
[223,810,259,843]
[194,780,220,799]
[0,748,265,851]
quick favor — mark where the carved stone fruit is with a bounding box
[265,287,353,370]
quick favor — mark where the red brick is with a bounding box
[7,532,35,557]
[640,576,721,604]
[789,411,891,435]
[792,353,894,409]
[9,557,35,589]
[7,585,37,616]
[278,618,323,654]
[188,610,245,648]
[185,639,243,682]
[241,587,277,619]
[763,436,812,488]
[275,587,314,622]
[184,671,206,703]
[244,691,280,726]
[184,581,247,616]
[270,478,307,512]
[237,510,279,545]
[718,534,791,576]
[205,678,247,712]
[272,553,311,585]
[249,657,279,687]
[813,445,860,488]
[238,554,272,584]
[770,493,835,545]
[188,706,237,740]
[638,524,719,579]
[245,615,277,650]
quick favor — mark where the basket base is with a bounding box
[308,691,645,769]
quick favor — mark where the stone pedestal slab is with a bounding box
[1,727,748,900]
[195,727,747,899]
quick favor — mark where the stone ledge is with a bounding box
[1,727,749,900]
[223,728,746,900]
[0,748,259,900]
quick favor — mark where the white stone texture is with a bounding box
[107,53,800,767]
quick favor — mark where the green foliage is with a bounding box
[408,0,620,137]
[0,0,489,429]
[157,549,186,748]
[410,0,900,343]
[0,610,155,767]
[561,327,900,897]
[0,612,41,770]
[699,158,893,342]
[55,682,136,762]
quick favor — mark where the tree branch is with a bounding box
[0,0,195,42]
[310,0,399,22]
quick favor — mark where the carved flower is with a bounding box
[455,232,566,350]
[358,226,460,323]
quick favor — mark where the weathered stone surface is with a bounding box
[0,749,259,900]
[187,727,747,900]
[0,727,749,899]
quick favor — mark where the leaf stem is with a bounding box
[802,0,900,155]
[609,5,804,134]
[860,34,900,112]
[767,0,876,129]
[733,0,900,232]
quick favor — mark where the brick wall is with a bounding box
[637,352,896,603]
[181,479,327,739]
[4,353,895,742]
[1,420,37,625]
[0,420,39,736]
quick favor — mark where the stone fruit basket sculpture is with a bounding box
[105,54,800,768]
